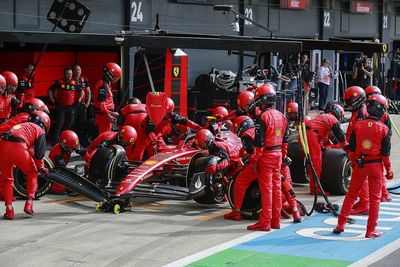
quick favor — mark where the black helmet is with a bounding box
[324,102,345,122]
[128,97,141,105]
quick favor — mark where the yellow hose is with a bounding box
[389,115,400,138]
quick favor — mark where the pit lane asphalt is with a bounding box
[0,114,399,267]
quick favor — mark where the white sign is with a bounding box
[244,8,253,25]
[323,11,331,28]
[131,1,144,22]
[383,15,388,29]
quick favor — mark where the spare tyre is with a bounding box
[320,149,352,195]
[88,145,127,188]
[227,174,261,219]
[14,157,54,199]
[287,140,308,183]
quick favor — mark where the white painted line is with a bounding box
[164,231,267,267]
[348,238,400,267]
[322,218,392,231]
[380,206,400,211]
[381,202,400,207]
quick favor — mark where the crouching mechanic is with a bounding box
[84,125,137,165]
[49,130,85,193]
[0,98,49,134]
[193,129,240,188]
[333,95,393,238]
[304,102,347,194]
[248,83,288,231]
[0,111,50,219]
[156,98,202,145]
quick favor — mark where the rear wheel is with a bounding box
[14,157,54,199]
[288,140,308,183]
[227,175,261,219]
[321,149,352,195]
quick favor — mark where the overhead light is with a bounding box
[173,48,187,57]
[213,5,233,12]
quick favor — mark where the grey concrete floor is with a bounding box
[0,114,399,267]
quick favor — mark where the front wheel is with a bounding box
[193,172,227,204]
[14,157,54,199]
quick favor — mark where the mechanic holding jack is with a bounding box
[0,111,50,220]
[334,94,393,238]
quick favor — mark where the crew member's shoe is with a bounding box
[224,210,242,221]
[271,219,280,229]
[292,210,302,223]
[333,225,345,234]
[24,201,34,215]
[365,230,382,238]
[3,207,14,220]
[381,195,392,202]
[247,222,271,232]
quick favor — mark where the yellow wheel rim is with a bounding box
[113,204,121,215]
[95,203,102,212]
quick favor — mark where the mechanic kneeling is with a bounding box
[193,129,239,188]
[0,111,50,220]
[49,130,86,193]
[333,95,393,238]
[83,125,137,165]
[303,102,347,195]
[156,97,202,145]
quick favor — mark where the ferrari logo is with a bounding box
[287,107,292,112]
[173,67,180,78]
[129,137,135,144]
[383,44,388,53]
[144,160,157,166]
[13,124,22,130]
[362,139,372,150]
[275,128,282,137]
[368,122,373,127]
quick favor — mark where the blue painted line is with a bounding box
[234,195,400,262]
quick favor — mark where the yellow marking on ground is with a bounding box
[49,197,85,205]
[131,201,167,210]
[197,211,228,222]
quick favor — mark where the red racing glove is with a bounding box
[386,170,394,180]
[204,164,217,174]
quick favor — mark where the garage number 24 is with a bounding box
[131,1,144,22]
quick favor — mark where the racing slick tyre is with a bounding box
[320,149,352,195]
[228,174,261,219]
[287,140,308,184]
[187,155,227,204]
[89,145,127,188]
[14,157,54,199]
[193,171,227,204]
